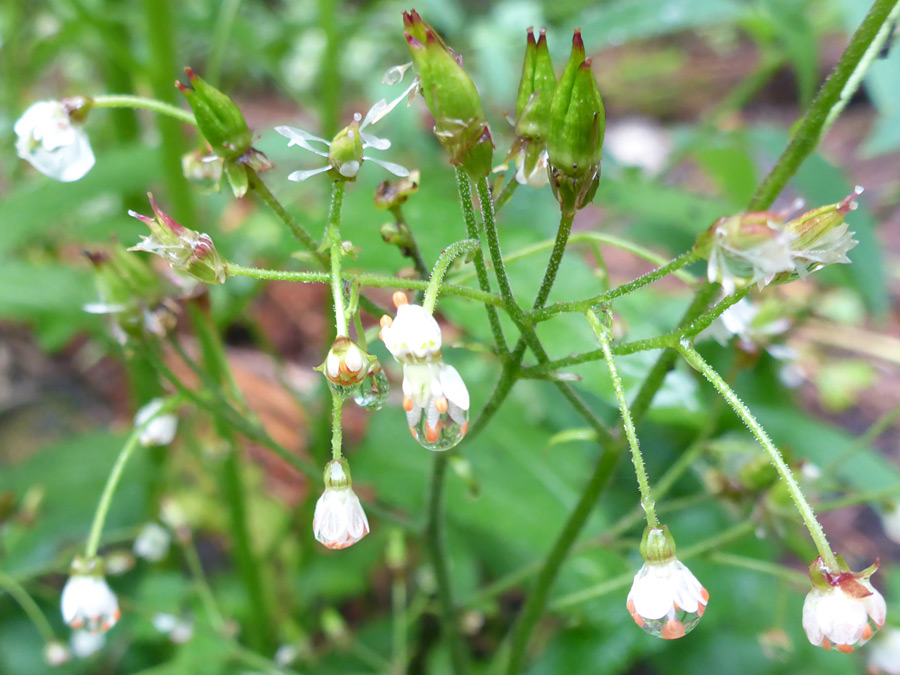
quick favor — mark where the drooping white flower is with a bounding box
[43,640,71,667]
[134,398,178,447]
[15,99,95,182]
[313,460,370,550]
[627,559,709,639]
[802,557,886,653]
[60,558,120,633]
[70,629,105,658]
[275,86,411,182]
[702,298,793,357]
[513,146,550,188]
[868,627,900,675]
[152,612,194,644]
[319,337,373,389]
[379,295,442,364]
[134,522,171,562]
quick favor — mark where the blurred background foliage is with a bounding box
[1,0,899,673]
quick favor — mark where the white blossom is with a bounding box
[401,361,470,446]
[626,559,708,640]
[61,568,120,633]
[313,461,369,550]
[70,630,105,658]
[134,522,171,562]
[802,581,886,652]
[15,100,95,182]
[380,301,442,364]
[135,398,178,447]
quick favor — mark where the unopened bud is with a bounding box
[323,458,352,489]
[374,170,420,210]
[639,525,676,564]
[176,68,252,160]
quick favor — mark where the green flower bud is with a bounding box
[327,116,366,181]
[639,525,677,564]
[403,9,493,179]
[176,68,252,161]
[548,31,605,213]
[515,28,556,142]
[323,458,352,489]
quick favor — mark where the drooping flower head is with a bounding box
[317,337,375,396]
[802,556,886,653]
[60,557,121,633]
[380,292,470,450]
[313,459,370,549]
[128,193,225,284]
[626,526,709,640]
[15,98,95,182]
[275,93,410,183]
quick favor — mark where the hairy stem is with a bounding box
[423,239,481,314]
[92,95,197,126]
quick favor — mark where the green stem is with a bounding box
[422,239,481,314]
[182,537,226,632]
[474,178,524,322]
[0,571,56,643]
[748,0,900,210]
[587,310,659,528]
[247,169,324,263]
[331,392,344,461]
[493,175,519,213]
[85,399,178,558]
[206,0,243,85]
[818,484,900,512]
[708,552,808,586]
[424,455,468,674]
[676,341,840,571]
[317,0,341,137]
[503,445,622,674]
[455,168,508,353]
[328,184,348,335]
[92,95,196,126]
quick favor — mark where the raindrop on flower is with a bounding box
[353,362,390,410]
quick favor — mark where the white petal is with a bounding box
[382,62,413,85]
[364,156,410,177]
[629,565,675,621]
[288,165,331,182]
[802,590,825,645]
[338,161,360,178]
[438,363,470,410]
[360,131,391,150]
[274,125,330,147]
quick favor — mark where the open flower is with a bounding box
[802,556,886,653]
[15,99,95,182]
[380,292,470,450]
[626,526,708,640]
[275,93,410,182]
[313,459,369,550]
[60,557,120,633]
[134,398,178,447]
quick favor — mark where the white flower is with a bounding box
[43,641,71,667]
[70,630,105,658]
[604,117,672,175]
[380,301,442,364]
[401,361,470,447]
[135,398,178,447]
[321,337,371,387]
[868,627,900,675]
[275,89,410,182]
[15,100,95,182]
[61,565,120,633]
[313,461,369,550]
[705,216,795,296]
[626,559,709,640]
[802,581,886,652]
[703,298,792,354]
[275,644,300,666]
[134,522,171,562]
[153,613,194,644]
[882,503,900,545]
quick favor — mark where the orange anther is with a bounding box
[403,397,415,412]
[632,613,644,627]
[409,427,418,439]
[697,602,706,618]
[661,620,685,640]
[71,618,83,629]
[822,638,832,651]
[425,425,439,443]
[380,315,393,328]
[393,291,409,307]
[339,360,351,374]
[461,422,469,436]
[862,624,873,641]
[836,644,854,654]
[673,602,679,611]
[700,587,709,603]
[627,599,635,614]
[435,397,448,414]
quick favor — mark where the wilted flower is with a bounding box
[276,94,409,182]
[403,9,494,179]
[133,522,171,562]
[802,556,886,653]
[43,641,71,667]
[380,293,470,450]
[134,398,178,447]
[128,193,225,284]
[15,99,95,182]
[868,627,900,675]
[70,630,105,658]
[626,526,708,640]
[61,557,120,633]
[781,187,861,278]
[313,459,370,550]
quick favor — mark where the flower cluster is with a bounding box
[696,188,861,295]
[380,293,470,451]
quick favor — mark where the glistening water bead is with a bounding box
[353,364,390,410]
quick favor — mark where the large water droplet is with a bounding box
[327,379,360,400]
[631,607,704,640]
[408,405,468,452]
[353,364,390,410]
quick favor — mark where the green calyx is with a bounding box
[70,555,104,577]
[403,9,494,179]
[177,68,252,161]
[328,117,366,181]
[640,525,677,564]
[782,186,862,251]
[323,458,352,489]
[547,30,605,213]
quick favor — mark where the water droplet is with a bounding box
[634,608,703,640]
[408,405,468,451]
[353,365,390,410]
[328,379,360,400]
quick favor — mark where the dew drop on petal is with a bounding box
[409,406,468,451]
[328,379,361,400]
[635,606,704,639]
[353,367,390,410]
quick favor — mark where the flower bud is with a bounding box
[327,116,366,180]
[314,459,370,549]
[508,28,556,188]
[781,186,861,278]
[317,337,374,398]
[176,68,252,161]
[639,525,676,564]
[374,171,420,210]
[61,556,121,633]
[547,31,605,213]
[128,193,225,284]
[403,9,494,179]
